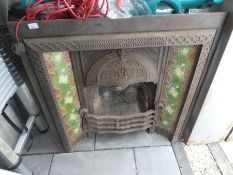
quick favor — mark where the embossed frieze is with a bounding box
[86,51,158,88]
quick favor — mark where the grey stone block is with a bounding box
[73,137,95,151]
[22,154,53,175]
[50,149,136,175]
[208,143,233,175]
[95,131,170,150]
[172,142,193,175]
[134,146,181,175]
[23,129,61,154]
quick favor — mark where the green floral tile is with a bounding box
[161,46,200,132]
[43,52,82,143]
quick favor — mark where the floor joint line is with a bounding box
[133,148,139,175]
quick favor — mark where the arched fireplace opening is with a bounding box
[83,50,159,135]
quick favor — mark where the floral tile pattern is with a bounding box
[43,52,82,143]
[161,45,200,132]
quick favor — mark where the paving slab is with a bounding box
[50,149,136,175]
[172,142,193,175]
[220,141,233,166]
[95,131,170,150]
[22,154,53,175]
[23,129,61,154]
[73,137,95,151]
[134,146,181,175]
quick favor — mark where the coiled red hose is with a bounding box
[16,0,109,40]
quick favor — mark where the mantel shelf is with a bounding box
[7,12,227,40]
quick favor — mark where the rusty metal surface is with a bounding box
[12,14,228,149]
[25,28,216,143]
[87,110,155,120]
[23,30,215,52]
[7,13,227,40]
[87,125,153,134]
[25,48,73,152]
[86,51,158,88]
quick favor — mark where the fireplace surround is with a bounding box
[8,13,228,151]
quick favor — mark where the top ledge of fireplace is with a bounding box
[7,13,227,40]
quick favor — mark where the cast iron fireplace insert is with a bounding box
[82,49,159,136]
[8,13,228,151]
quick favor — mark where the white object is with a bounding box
[99,0,133,19]
[188,32,233,144]
[0,169,21,175]
[28,23,39,30]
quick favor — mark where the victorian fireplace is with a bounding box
[8,13,228,151]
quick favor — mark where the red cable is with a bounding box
[15,0,109,41]
[15,16,26,41]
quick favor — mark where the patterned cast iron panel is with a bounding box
[43,52,82,142]
[160,45,200,133]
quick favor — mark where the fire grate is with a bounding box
[84,110,157,134]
